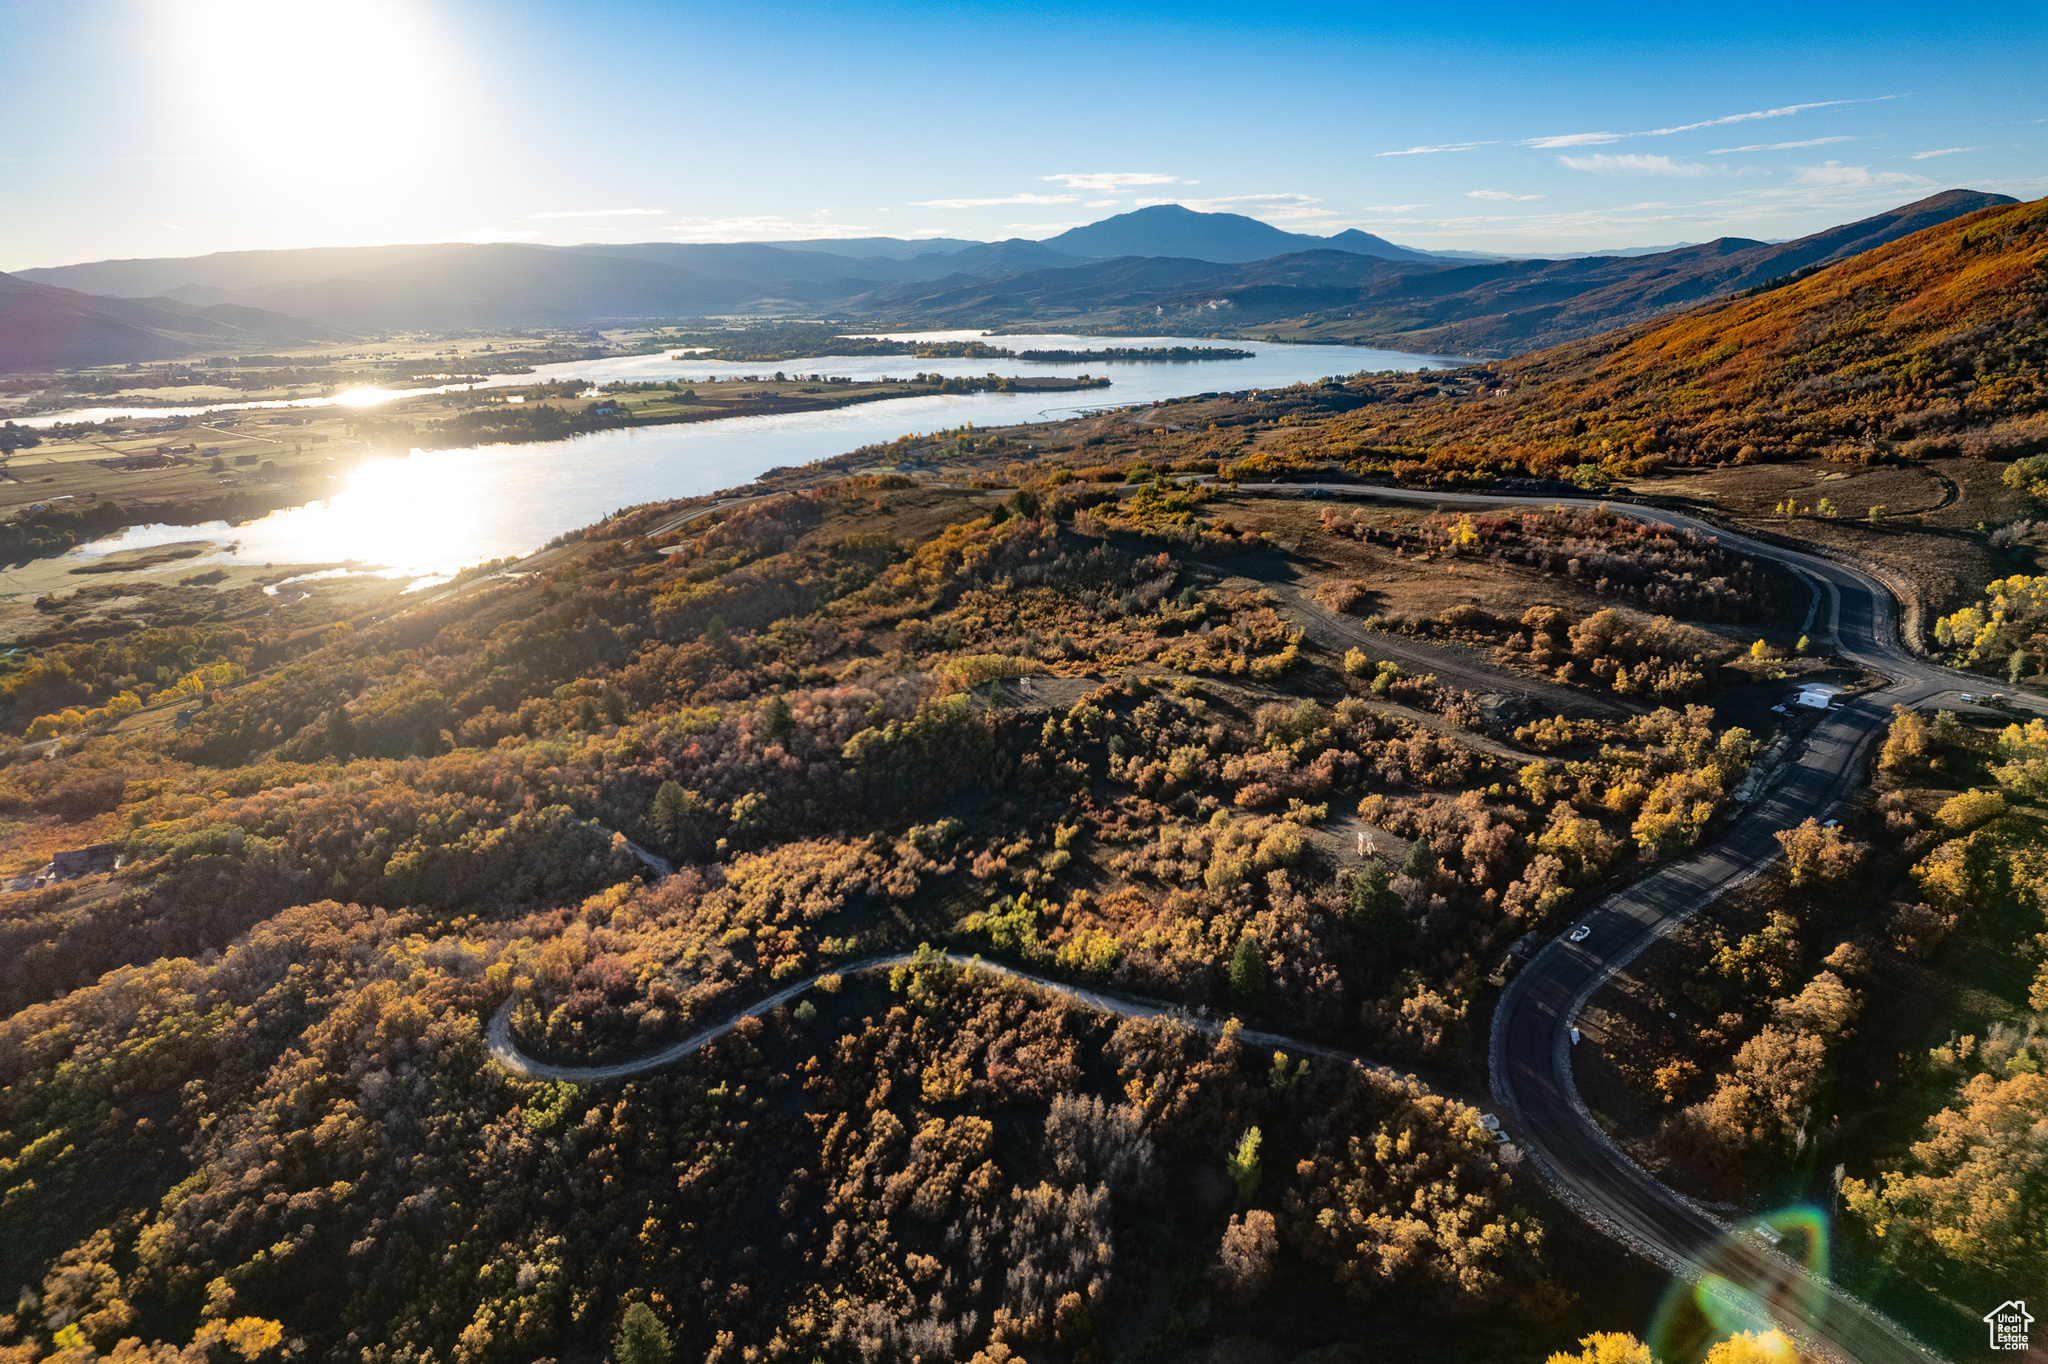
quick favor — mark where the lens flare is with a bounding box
[1647,1206,1832,1362]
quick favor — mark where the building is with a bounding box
[116,452,180,470]
[48,844,119,880]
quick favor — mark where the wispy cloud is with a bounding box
[1646,99,1876,136]
[1362,203,1428,212]
[1912,146,1976,159]
[909,192,1078,208]
[1710,136,1855,153]
[1467,189,1542,201]
[664,215,880,242]
[527,207,667,219]
[1341,204,1712,244]
[1970,174,2048,196]
[1084,199,1119,208]
[1040,171,1176,190]
[1712,162,1937,210]
[463,227,543,243]
[1134,192,1330,221]
[1558,153,1711,177]
[1387,96,1900,171]
[1374,141,1498,157]
[1789,161,1930,188]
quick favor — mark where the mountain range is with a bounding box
[893,190,2018,356]
[0,193,2023,371]
[1285,193,2048,477]
[0,272,347,375]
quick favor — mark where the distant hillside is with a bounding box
[1275,195,2048,478]
[18,243,478,302]
[245,245,761,330]
[571,238,1084,289]
[857,191,2019,356]
[4,195,2022,370]
[1044,204,1437,264]
[0,272,346,372]
[11,239,1088,342]
[841,249,1435,328]
[758,236,982,261]
[17,208,1445,314]
[1277,189,2023,355]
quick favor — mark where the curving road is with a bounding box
[1247,483,2032,1364]
[485,951,1371,1083]
[489,482,2008,1363]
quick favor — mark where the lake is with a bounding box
[55,333,1465,584]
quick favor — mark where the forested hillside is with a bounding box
[0,450,1806,1364]
[1245,196,2047,483]
[6,196,2047,1364]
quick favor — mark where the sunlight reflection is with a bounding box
[1648,1206,1833,1363]
[53,334,1460,580]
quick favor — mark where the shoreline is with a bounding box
[358,372,1111,455]
[0,374,1116,568]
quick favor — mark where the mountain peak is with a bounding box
[1045,205,1439,265]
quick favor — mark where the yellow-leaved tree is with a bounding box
[1631,770,1722,858]
[1774,818,1864,887]
[1546,1331,1657,1364]
[1844,1070,2048,1283]
[1994,718,2048,797]
[1878,705,1930,777]
[1703,1330,1801,1364]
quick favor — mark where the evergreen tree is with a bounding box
[325,707,354,761]
[650,781,697,850]
[1225,1126,1263,1200]
[1347,861,1412,956]
[615,1302,671,1364]
[1229,933,1266,1008]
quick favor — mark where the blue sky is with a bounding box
[3,0,2044,270]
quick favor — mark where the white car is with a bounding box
[1568,924,1592,943]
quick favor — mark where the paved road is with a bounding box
[1251,570,1641,722]
[485,951,1375,1083]
[1242,483,2037,1364]
[489,479,2002,1362]
[635,494,766,543]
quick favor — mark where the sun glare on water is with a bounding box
[226,451,496,578]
